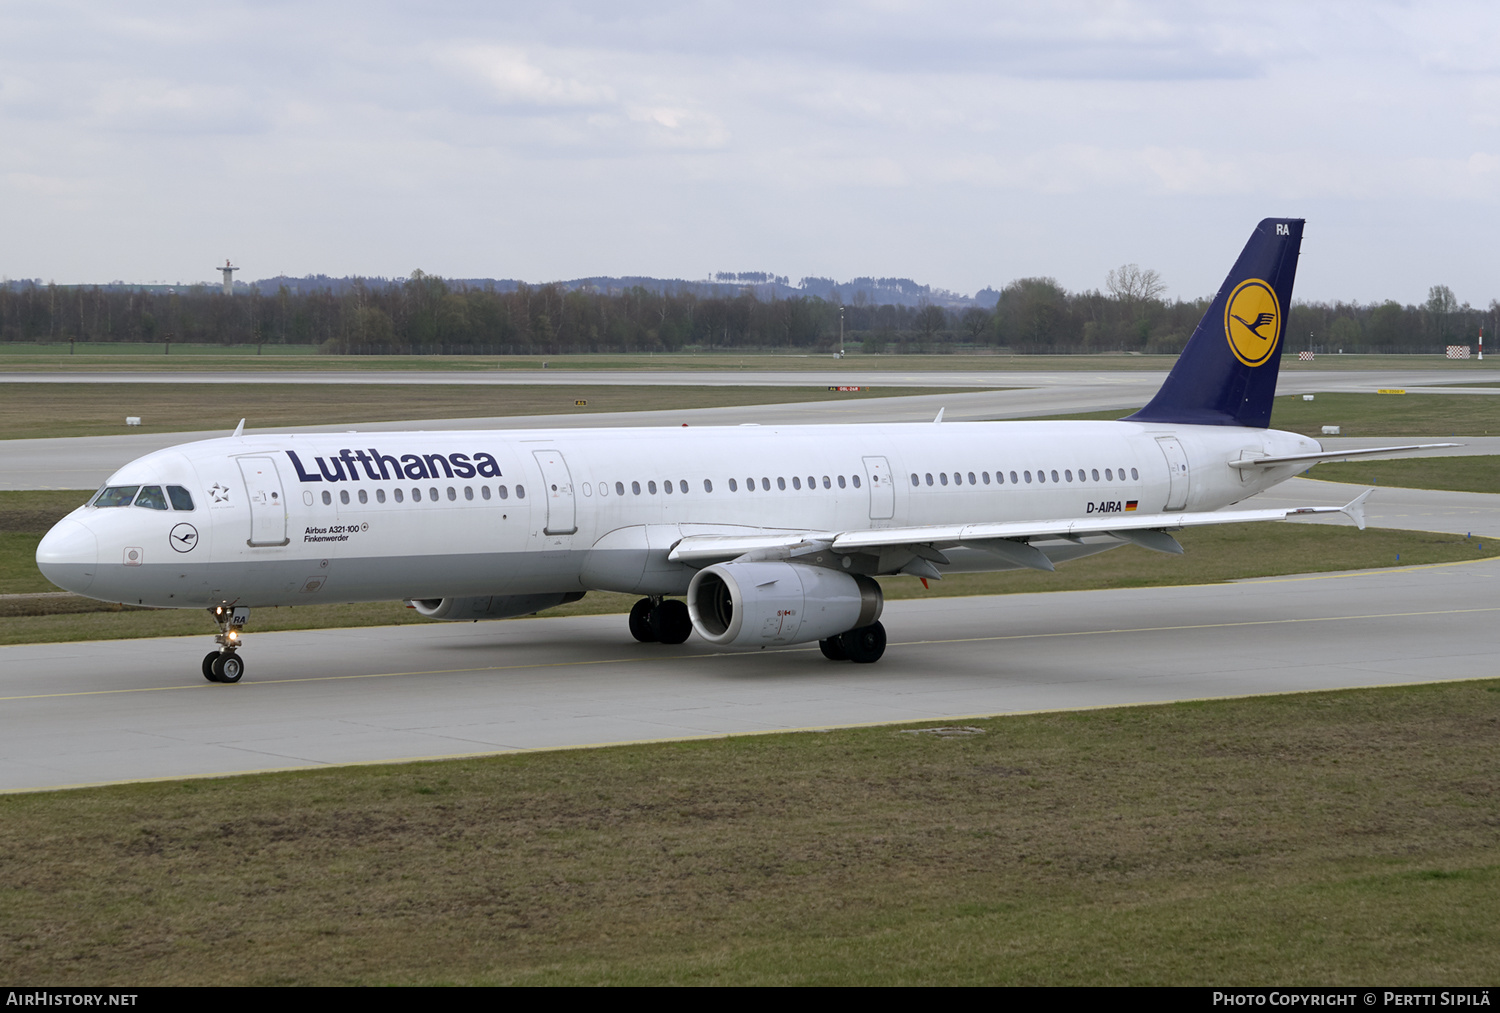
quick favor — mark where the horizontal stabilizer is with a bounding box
[1228,444,1461,469]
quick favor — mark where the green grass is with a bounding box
[2,679,1497,984]
[1311,455,1500,494]
[0,382,951,440]
[6,490,1497,644]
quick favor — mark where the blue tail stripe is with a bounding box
[1126,218,1304,428]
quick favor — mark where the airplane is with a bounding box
[35,219,1454,683]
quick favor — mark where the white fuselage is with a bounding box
[37,419,1320,609]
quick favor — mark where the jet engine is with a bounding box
[686,560,882,648]
[408,592,585,621]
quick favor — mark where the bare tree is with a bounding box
[1106,264,1166,304]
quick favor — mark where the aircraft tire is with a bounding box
[202,651,222,682]
[840,622,886,664]
[818,638,848,661]
[211,653,245,684]
[629,598,658,642]
[653,599,692,645]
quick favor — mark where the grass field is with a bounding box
[5,490,1496,644]
[0,382,948,440]
[2,678,1496,984]
[1312,455,1500,494]
[5,343,1500,373]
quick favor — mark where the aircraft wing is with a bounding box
[667,490,1374,571]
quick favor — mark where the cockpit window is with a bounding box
[134,486,169,510]
[94,486,140,508]
[167,486,194,511]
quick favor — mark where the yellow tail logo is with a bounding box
[1224,279,1281,367]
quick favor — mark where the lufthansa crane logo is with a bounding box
[169,523,199,553]
[1224,279,1281,367]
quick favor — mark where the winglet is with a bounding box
[232,419,246,438]
[1340,488,1374,531]
[933,407,945,424]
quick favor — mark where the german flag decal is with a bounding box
[1125,501,1138,511]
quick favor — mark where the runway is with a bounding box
[3,557,1498,793]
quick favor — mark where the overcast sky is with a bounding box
[2,1,1496,306]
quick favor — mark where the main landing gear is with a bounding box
[818,621,887,664]
[628,596,692,645]
[203,603,249,683]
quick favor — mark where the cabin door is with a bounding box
[1156,437,1190,511]
[532,449,579,535]
[863,456,895,520]
[237,456,290,546]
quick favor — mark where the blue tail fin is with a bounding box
[1125,218,1304,428]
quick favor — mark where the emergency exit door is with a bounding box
[532,449,578,535]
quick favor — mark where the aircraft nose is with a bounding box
[36,517,98,594]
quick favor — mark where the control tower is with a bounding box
[217,260,238,295]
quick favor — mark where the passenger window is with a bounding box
[704,479,713,492]
[822,476,831,489]
[1105,469,1113,481]
[746,477,755,491]
[481,486,490,500]
[729,478,738,491]
[464,487,473,501]
[662,480,672,495]
[807,476,815,489]
[852,475,861,488]
[1009,471,1018,484]
[1065,470,1072,482]
[680,480,688,494]
[516,485,525,499]
[982,472,990,485]
[649,481,658,494]
[615,482,624,496]
[940,473,948,486]
[1024,471,1033,484]
[498,485,509,499]
[395,488,404,503]
[925,473,933,486]
[95,486,139,508]
[598,482,608,497]
[968,472,976,485]
[837,475,846,489]
[359,489,369,504]
[429,487,439,501]
[340,490,350,505]
[413,488,422,502]
[134,486,168,510]
[761,477,770,491]
[1037,471,1045,484]
[792,476,802,490]
[953,472,961,485]
[446,487,456,501]
[911,473,919,486]
[632,481,641,495]
[322,490,333,505]
[995,471,1005,485]
[1131,468,1139,480]
[167,486,194,511]
[1051,470,1059,483]
[1092,469,1100,481]
[777,477,786,491]
[378,489,387,503]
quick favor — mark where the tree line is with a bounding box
[1,271,1494,356]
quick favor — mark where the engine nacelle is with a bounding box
[686,560,882,648]
[408,592,585,621]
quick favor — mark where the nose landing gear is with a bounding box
[203,604,249,683]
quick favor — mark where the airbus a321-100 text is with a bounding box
[36,220,1451,682]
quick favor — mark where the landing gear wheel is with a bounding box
[839,622,887,664]
[629,598,658,643]
[202,651,222,682]
[652,599,692,645]
[210,653,245,684]
[819,638,848,661]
